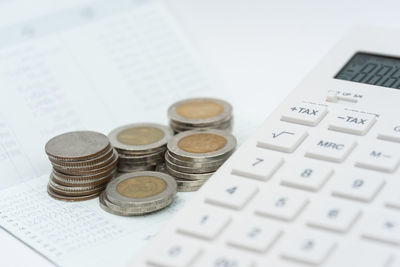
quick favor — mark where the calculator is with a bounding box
[132,28,400,267]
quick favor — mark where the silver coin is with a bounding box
[105,171,177,208]
[45,131,110,160]
[108,123,173,153]
[117,165,156,173]
[50,150,117,172]
[166,166,214,181]
[165,151,225,169]
[52,167,116,180]
[100,191,174,216]
[165,155,221,174]
[168,97,232,126]
[48,146,114,167]
[167,129,236,163]
[54,154,118,176]
[51,170,115,187]
[47,181,105,197]
[169,116,233,130]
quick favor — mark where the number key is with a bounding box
[205,176,258,210]
[147,239,202,267]
[255,191,308,221]
[231,148,284,181]
[177,209,231,240]
[281,161,333,192]
[227,217,282,253]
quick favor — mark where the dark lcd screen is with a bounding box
[335,52,400,89]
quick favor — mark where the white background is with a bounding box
[2,0,400,266]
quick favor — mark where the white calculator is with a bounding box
[132,28,400,267]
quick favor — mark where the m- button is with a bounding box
[329,111,376,135]
[355,142,400,173]
[305,133,357,163]
[281,103,328,126]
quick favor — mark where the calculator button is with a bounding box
[280,233,336,265]
[354,143,400,173]
[227,217,282,253]
[231,149,284,181]
[307,201,361,233]
[332,171,385,202]
[255,191,308,221]
[378,124,400,143]
[205,177,258,210]
[281,162,333,192]
[328,111,376,135]
[385,189,400,210]
[257,124,308,153]
[177,209,231,240]
[325,244,391,267]
[193,250,253,267]
[361,211,400,246]
[305,133,357,163]
[147,240,202,267]
[388,257,400,267]
[281,103,328,126]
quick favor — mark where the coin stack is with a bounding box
[108,123,173,173]
[168,97,233,133]
[165,129,236,192]
[45,131,118,201]
[100,171,177,216]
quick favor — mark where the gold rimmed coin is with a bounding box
[100,171,177,215]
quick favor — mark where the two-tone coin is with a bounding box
[168,98,233,133]
[164,129,236,192]
[45,131,118,201]
[100,171,177,216]
[108,123,173,173]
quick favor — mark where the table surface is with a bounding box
[2,0,400,266]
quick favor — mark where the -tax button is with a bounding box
[329,111,376,135]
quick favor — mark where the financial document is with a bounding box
[0,0,237,266]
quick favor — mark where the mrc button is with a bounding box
[305,133,357,163]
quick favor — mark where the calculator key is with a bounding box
[227,217,282,253]
[281,103,328,126]
[280,233,336,265]
[193,250,253,267]
[307,201,361,233]
[231,149,284,181]
[255,191,308,221]
[332,171,385,202]
[378,123,400,143]
[177,209,231,240]
[355,142,400,173]
[205,177,258,210]
[385,189,400,210]
[388,257,400,267]
[257,124,308,153]
[325,243,392,267]
[281,162,333,192]
[328,111,376,135]
[361,211,400,246]
[305,133,357,163]
[147,240,202,267]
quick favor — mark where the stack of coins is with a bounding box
[108,123,173,173]
[100,171,177,216]
[168,97,233,133]
[45,131,118,201]
[165,129,236,191]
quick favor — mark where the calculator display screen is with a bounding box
[335,52,400,89]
